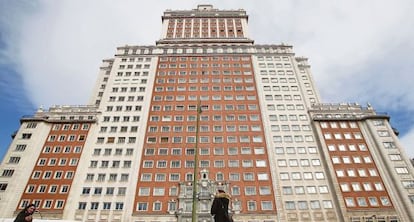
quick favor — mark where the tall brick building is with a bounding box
[0,5,413,222]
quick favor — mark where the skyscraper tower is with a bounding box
[0,5,413,222]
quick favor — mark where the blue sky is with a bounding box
[0,63,36,155]
[1,0,414,160]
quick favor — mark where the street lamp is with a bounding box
[191,99,202,222]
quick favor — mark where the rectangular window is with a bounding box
[389,154,402,161]
[78,202,87,210]
[285,201,295,210]
[0,183,8,191]
[137,202,148,211]
[22,133,32,139]
[16,144,27,151]
[8,157,20,164]
[395,167,409,174]
[245,186,256,195]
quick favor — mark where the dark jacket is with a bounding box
[211,192,231,222]
[14,210,33,222]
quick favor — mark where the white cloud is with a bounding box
[3,0,414,156]
[257,1,414,110]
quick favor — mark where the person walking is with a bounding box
[211,189,232,222]
[14,204,36,222]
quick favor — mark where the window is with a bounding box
[318,186,328,194]
[8,157,20,164]
[245,186,256,195]
[322,200,333,209]
[378,130,390,137]
[43,200,52,208]
[78,202,87,210]
[103,202,111,210]
[38,185,47,193]
[363,182,372,191]
[241,147,251,154]
[389,154,402,161]
[117,187,126,195]
[368,197,378,206]
[285,201,295,210]
[308,147,318,153]
[282,186,293,195]
[380,197,391,206]
[242,160,253,167]
[0,183,8,191]
[315,172,325,179]
[214,160,225,168]
[340,183,350,192]
[254,147,265,154]
[90,202,99,210]
[32,171,40,179]
[359,144,367,151]
[280,173,289,180]
[293,186,304,195]
[353,156,361,163]
[357,197,367,207]
[383,141,396,149]
[138,187,150,196]
[278,160,287,167]
[303,172,313,180]
[97,174,106,181]
[243,172,254,181]
[26,185,36,193]
[153,187,165,196]
[395,167,409,174]
[16,144,27,151]
[345,198,355,207]
[229,186,240,196]
[402,180,414,188]
[306,186,317,194]
[54,200,64,209]
[307,200,320,210]
[94,187,103,195]
[54,171,63,179]
[153,174,165,182]
[93,149,101,155]
[86,173,95,181]
[258,173,269,180]
[261,201,272,210]
[101,161,109,168]
[298,201,308,210]
[358,169,367,177]
[22,133,32,139]
[153,202,162,211]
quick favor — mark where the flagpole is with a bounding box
[191,99,201,222]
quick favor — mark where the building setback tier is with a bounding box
[0,4,413,222]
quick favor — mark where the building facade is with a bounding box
[0,5,413,222]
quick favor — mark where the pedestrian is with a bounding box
[211,189,233,222]
[14,204,36,222]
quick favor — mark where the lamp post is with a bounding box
[191,99,202,222]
